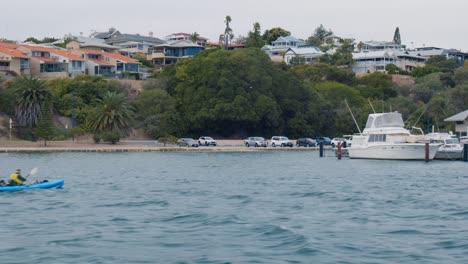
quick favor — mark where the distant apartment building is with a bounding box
[66,36,120,53]
[352,41,426,75]
[284,46,324,65]
[71,49,141,78]
[0,46,30,78]
[91,28,165,59]
[147,40,204,69]
[165,33,208,47]
[408,47,468,65]
[352,50,426,74]
[16,45,84,78]
[261,36,306,62]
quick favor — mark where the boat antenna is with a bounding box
[345,99,362,134]
[410,106,426,129]
[368,98,376,113]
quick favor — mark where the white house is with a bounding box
[352,50,426,75]
[261,36,306,61]
[284,46,324,65]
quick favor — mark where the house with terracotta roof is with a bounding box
[71,49,141,78]
[0,46,30,78]
[16,45,84,78]
[147,40,204,69]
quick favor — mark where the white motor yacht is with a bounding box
[348,112,440,160]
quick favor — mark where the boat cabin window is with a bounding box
[368,134,386,142]
[446,139,459,144]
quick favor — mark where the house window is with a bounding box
[20,58,29,69]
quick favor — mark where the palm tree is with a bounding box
[218,34,225,47]
[224,15,233,49]
[190,32,200,43]
[88,91,135,136]
[12,76,51,127]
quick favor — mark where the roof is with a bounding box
[106,34,165,45]
[352,50,427,60]
[91,29,120,39]
[272,36,304,44]
[285,46,324,56]
[362,40,400,46]
[19,45,84,61]
[0,47,28,58]
[168,32,192,37]
[0,42,20,49]
[154,40,204,48]
[444,110,468,122]
[74,36,119,50]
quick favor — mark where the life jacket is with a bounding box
[10,173,25,185]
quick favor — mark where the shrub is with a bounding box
[158,135,177,146]
[102,131,120,144]
[93,133,101,144]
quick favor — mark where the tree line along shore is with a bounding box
[0,48,467,146]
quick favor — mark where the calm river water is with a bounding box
[1,151,467,264]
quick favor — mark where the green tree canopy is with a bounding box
[12,76,51,127]
[88,91,135,136]
[262,27,291,44]
[36,99,55,146]
[246,22,265,48]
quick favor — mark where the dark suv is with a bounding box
[296,138,317,147]
[316,137,332,146]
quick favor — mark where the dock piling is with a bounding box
[425,143,429,162]
[337,142,342,160]
[319,142,324,157]
[464,144,468,162]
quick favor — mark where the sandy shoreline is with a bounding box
[0,139,325,153]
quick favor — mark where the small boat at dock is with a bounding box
[421,133,464,160]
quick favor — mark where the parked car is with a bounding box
[316,136,332,146]
[177,138,199,147]
[244,137,268,147]
[270,136,293,147]
[296,138,317,147]
[460,136,468,146]
[198,136,217,146]
[331,137,348,147]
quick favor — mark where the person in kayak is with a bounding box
[8,169,27,186]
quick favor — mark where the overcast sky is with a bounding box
[2,0,467,50]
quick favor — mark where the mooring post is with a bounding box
[464,144,468,162]
[425,143,429,162]
[337,142,342,160]
[319,142,324,157]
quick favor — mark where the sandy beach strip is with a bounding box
[0,140,324,153]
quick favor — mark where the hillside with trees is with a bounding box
[0,48,467,142]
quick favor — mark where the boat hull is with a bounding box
[435,149,464,160]
[348,144,439,160]
[0,179,64,192]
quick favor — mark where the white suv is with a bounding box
[198,136,217,146]
[271,136,293,147]
[331,137,348,147]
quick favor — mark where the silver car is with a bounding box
[244,137,267,147]
[177,138,199,147]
